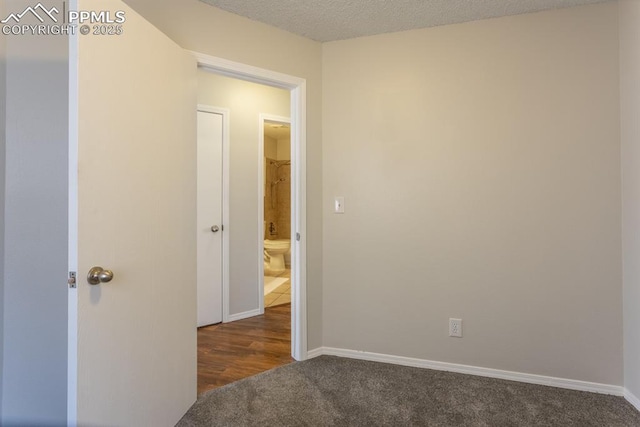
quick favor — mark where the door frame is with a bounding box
[191,51,308,361]
[197,105,231,324]
[259,114,292,316]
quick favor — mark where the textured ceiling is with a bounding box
[199,0,610,42]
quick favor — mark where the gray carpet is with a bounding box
[177,356,640,426]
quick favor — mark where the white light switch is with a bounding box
[334,196,345,214]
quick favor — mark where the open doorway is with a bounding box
[261,118,292,310]
[194,59,305,394]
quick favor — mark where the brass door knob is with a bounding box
[87,266,114,285]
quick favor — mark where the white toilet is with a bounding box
[264,239,290,274]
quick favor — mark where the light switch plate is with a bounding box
[334,196,345,214]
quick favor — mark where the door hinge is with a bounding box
[68,271,77,288]
[296,232,301,241]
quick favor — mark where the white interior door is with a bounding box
[197,109,223,327]
[70,1,197,425]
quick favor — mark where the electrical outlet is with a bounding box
[449,318,462,338]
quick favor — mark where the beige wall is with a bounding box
[620,0,640,400]
[278,138,291,161]
[125,0,324,348]
[322,2,623,385]
[265,136,278,160]
[198,70,290,314]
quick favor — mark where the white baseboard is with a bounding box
[225,308,261,323]
[307,347,623,396]
[625,389,640,412]
[307,347,323,359]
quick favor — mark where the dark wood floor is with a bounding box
[197,303,294,395]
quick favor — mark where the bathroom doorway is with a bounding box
[260,116,292,311]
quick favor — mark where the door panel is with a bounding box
[75,1,197,425]
[197,110,223,327]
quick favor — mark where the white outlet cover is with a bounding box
[449,318,463,338]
